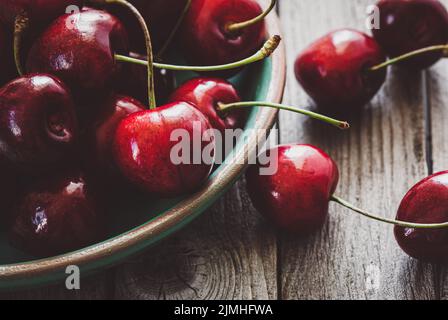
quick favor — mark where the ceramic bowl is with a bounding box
[0,11,286,290]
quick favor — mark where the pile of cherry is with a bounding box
[0,0,446,266]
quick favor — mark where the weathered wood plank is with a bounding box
[278,0,437,299]
[114,179,278,300]
[427,0,448,301]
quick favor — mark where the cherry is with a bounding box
[372,0,448,70]
[180,0,271,76]
[84,94,145,180]
[295,29,387,112]
[9,171,105,258]
[0,74,78,173]
[26,8,129,97]
[394,171,448,263]
[114,102,215,197]
[246,144,339,234]
[116,52,176,104]
[169,78,247,134]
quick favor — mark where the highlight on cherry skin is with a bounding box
[246,144,448,262]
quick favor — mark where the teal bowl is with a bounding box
[0,13,286,290]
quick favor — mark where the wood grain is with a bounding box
[427,0,448,301]
[278,0,438,299]
[114,179,278,300]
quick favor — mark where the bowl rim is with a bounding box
[0,12,286,284]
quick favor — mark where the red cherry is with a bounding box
[0,0,81,27]
[295,29,387,112]
[26,8,129,97]
[114,102,215,197]
[372,0,448,70]
[246,144,339,234]
[394,171,448,263]
[9,171,105,257]
[169,78,247,134]
[0,74,78,173]
[181,0,266,75]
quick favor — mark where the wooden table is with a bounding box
[2,0,447,300]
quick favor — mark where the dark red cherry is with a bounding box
[394,171,448,263]
[0,0,81,27]
[295,29,387,112]
[246,144,339,234]
[114,102,215,197]
[26,8,129,97]
[0,74,78,173]
[181,0,266,74]
[84,95,145,179]
[116,52,176,104]
[9,171,105,257]
[372,0,448,70]
[169,78,247,134]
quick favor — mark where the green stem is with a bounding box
[90,0,156,109]
[115,35,281,72]
[226,0,277,33]
[370,45,448,72]
[332,195,448,229]
[13,12,29,76]
[217,101,350,129]
[156,0,192,59]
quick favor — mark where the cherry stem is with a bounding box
[370,45,448,72]
[13,12,29,76]
[226,0,277,33]
[156,0,192,59]
[91,0,156,109]
[331,195,448,229]
[217,102,350,130]
[115,35,281,72]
